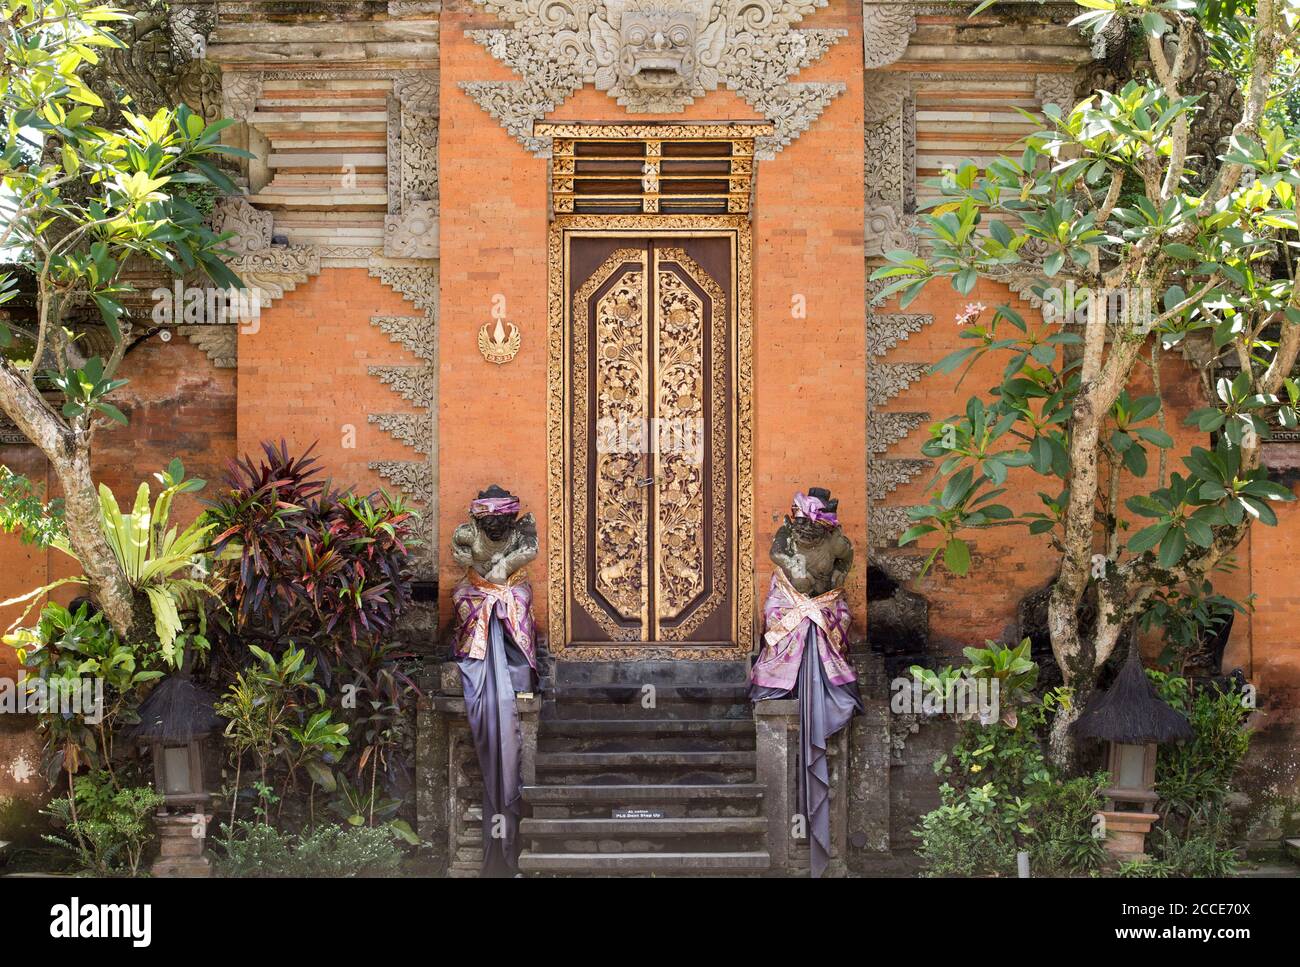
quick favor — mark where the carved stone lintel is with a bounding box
[862,1,917,70]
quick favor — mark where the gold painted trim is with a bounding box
[535,122,775,141]
[547,214,754,662]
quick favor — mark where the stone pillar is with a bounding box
[415,695,450,854]
[151,812,211,877]
[753,700,798,876]
[848,651,893,870]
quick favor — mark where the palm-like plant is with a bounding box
[2,460,213,660]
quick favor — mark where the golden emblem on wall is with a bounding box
[478,318,521,364]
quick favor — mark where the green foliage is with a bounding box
[43,770,163,876]
[5,601,164,781]
[215,643,349,823]
[1,461,212,660]
[963,638,1039,709]
[0,466,66,548]
[873,2,1300,585]
[215,820,404,878]
[1139,568,1250,671]
[914,650,1106,876]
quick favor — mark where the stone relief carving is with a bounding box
[868,411,928,454]
[178,326,237,368]
[869,458,931,500]
[368,413,431,453]
[369,364,436,409]
[372,314,435,361]
[1035,71,1079,120]
[867,362,927,407]
[462,0,846,158]
[385,200,439,260]
[868,312,932,357]
[861,0,916,70]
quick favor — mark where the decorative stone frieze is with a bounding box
[369,365,436,409]
[869,411,929,454]
[371,314,435,361]
[868,362,927,407]
[462,0,846,158]
[868,312,932,357]
[861,1,916,69]
[869,458,932,500]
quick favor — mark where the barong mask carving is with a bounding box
[590,1,713,108]
[461,0,847,157]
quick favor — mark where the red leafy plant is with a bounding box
[203,441,419,654]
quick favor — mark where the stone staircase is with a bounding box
[517,661,771,876]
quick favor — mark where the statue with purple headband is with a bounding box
[751,487,863,879]
[449,484,538,877]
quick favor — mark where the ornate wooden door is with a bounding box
[564,235,736,647]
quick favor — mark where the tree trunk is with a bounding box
[0,362,135,637]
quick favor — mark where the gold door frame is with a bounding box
[547,215,754,661]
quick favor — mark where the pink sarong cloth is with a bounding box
[750,569,856,690]
[451,569,537,668]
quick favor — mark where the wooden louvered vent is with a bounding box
[540,125,769,216]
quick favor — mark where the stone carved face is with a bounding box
[617,9,697,92]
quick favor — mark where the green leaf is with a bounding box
[943,538,971,576]
[1157,527,1187,568]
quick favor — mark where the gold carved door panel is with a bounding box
[565,235,736,647]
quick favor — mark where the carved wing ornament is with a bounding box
[462,0,848,157]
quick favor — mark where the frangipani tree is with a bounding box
[873,0,1300,764]
[0,0,245,639]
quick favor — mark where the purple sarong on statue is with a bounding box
[451,570,537,669]
[750,570,855,690]
[750,570,862,878]
[452,571,536,877]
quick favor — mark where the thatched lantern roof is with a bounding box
[130,673,223,744]
[1075,640,1193,745]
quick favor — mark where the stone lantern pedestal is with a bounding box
[151,812,212,878]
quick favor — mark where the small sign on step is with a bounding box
[612,808,664,820]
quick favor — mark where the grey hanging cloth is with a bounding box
[752,624,863,877]
[456,612,534,877]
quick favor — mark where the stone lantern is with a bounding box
[1075,638,1192,863]
[130,664,222,877]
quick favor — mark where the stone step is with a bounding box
[541,718,755,737]
[520,816,766,838]
[518,850,770,874]
[549,684,751,703]
[537,751,756,771]
[551,660,750,686]
[523,783,764,805]
[1286,838,1300,864]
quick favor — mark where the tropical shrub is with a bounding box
[216,820,403,878]
[2,460,214,662]
[43,770,163,877]
[5,601,165,784]
[214,643,348,826]
[203,440,418,654]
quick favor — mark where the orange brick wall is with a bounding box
[236,268,428,498]
[438,0,867,641]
